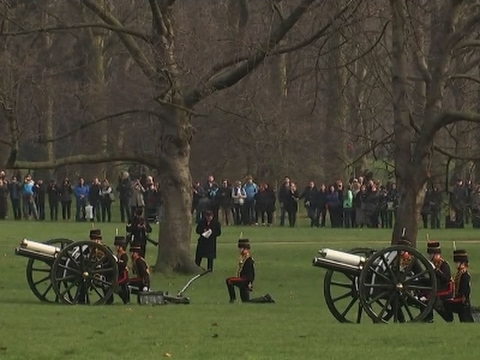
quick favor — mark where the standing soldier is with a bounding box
[114,235,130,304]
[225,238,274,304]
[126,208,152,258]
[129,245,151,293]
[442,250,474,322]
[424,241,452,322]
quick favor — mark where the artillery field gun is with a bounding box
[15,239,209,305]
[16,239,119,305]
[313,244,438,323]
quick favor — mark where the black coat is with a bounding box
[255,188,276,212]
[195,219,221,259]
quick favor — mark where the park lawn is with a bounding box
[0,220,480,360]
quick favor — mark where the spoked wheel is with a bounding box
[26,238,74,302]
[358,245,437,323]
[50,241,118,305]
[323,248,376,323]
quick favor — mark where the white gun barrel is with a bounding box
[318,248,365,266]
[20,239,60,255]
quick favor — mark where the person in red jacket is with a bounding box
[225,238,274,304]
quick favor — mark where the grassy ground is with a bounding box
[0,218,479,360]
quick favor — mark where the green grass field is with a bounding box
[0,218,479,360]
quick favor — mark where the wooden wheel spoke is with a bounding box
[60,279,81,297]
[406,285,433,292]
[392,297,400,323]
[57,263,82,274]
[378,292,395,320]
[364,283,393,290]
[90,283,104,299]
[356,304,363,323]
[90,267,115,275]
[41,283,54,298]
[31,267,51,273]
[92,277,113,288]
[55,275,78,283]
[341,297,357,317]
[33,275,51,286]
[66,251,81,270]
[366,290,390,306]
[404,269,429,284]
[380,253,397,282]
[399,295,414,321]
[332,291,353,303]
[368,266,391,283]
[405,292,427,308]
[330,281,352,289]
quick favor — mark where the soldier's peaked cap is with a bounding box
[238,238,251,249]
[114,235,126,246]
[427,241,441,254]
[89,229,102,239]
[453,249,469,263]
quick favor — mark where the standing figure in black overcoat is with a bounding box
[195,211,221,271]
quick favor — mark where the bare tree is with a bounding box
[390,0,480,245]
[1,0,358,272]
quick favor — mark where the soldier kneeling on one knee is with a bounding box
[225,238,274,304]
[129,245,151,293]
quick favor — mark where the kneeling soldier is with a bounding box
[115,236,130,304]
[442,250,474,322]
[129,245,151,292]
[225,238,274,304]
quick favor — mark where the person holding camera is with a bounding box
[129,178,145,219]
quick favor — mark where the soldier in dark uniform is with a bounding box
[88,229,116,305]
[126,208,152,258]
[225,238,274,304]
[442,250,474,322]
[195,211,221,271]
[114,235,130,304]
[129,245,151,292]
[424,241,452,322]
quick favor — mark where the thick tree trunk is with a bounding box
[390,0,425,246]
[155,153,197,273]
[154,108,198,273]
[392,176,425,244]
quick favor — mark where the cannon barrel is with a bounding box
[312,248,366,276]
[15,246,55,263]
[312,256,362,276]
[15,239,59,261]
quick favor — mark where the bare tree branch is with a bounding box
[81,0,157,80]
[149,0,168,36]
[0,23,151,43]
[448,12,480,50]
[6,152,160,170]
[185,0,359,108]
[434,145,480,161]
[39,109,164,144]
[196,0,356,88]
[449,74,480,84]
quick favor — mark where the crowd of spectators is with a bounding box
[1,169,478,229]
[0,170,162,223]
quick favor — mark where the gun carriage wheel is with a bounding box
[50,241,118,305]
[25,238,74,302]
[358,245,437,323]
[323,248,377,323]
